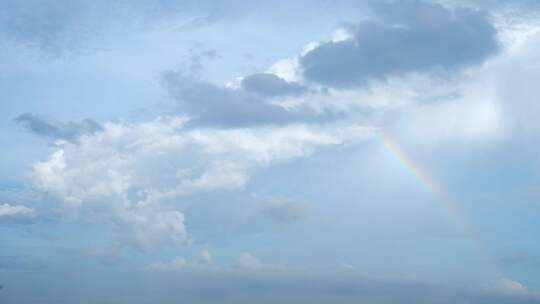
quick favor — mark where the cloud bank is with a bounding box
[300,1,499,87]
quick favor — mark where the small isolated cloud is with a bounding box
[198,249,212,264]
[300,1,500,88]
[15,114,103,142]
[0,203,35,218]
[241,73,307,97]
[232,252,286,273]
[233,252,264,271]
[185,47,221,75]
[339,263,355,270]
[258,198,308,223]
[146,250,213,272]
[485,278,540,299]
[497,279,529,295]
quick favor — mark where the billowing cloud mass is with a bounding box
[31,116,371,250]
[300,1,500,87]
[0,203,35,218]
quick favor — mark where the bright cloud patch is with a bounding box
[0,203,35,218]
[31,116,371,250]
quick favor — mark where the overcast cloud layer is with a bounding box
[2,1,540,303]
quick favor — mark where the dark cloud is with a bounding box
[241,73,307,97]
[161,71,338,127]
[300,1,500,88]
[15,114,103,142]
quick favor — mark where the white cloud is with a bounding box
[268,57,301,83]
[0,203,35,218]
[231,252,287,273]
[31,116,371,251]
[146,249,213,272]
[339,263,355,270]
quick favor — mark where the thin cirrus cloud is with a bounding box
[0,0,251,55]
[300,1,500,88]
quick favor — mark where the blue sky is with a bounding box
[1,1,540,303]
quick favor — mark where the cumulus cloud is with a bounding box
[300,1,500,88]
[0,203,35,218]
[15,114,103,142]
[31,116,371,250]
[161,71,337,127]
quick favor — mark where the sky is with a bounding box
[1,0,540,303]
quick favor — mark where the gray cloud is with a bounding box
[241,73,307,97]
[15,114,103,142]
[161,71,338,127]
[258,199,308,223]
[495,252,537,265]
[186,47,221,75]
[300,1,500,88]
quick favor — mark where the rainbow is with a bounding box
[378,128,497,267]
[379,129,468,229]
